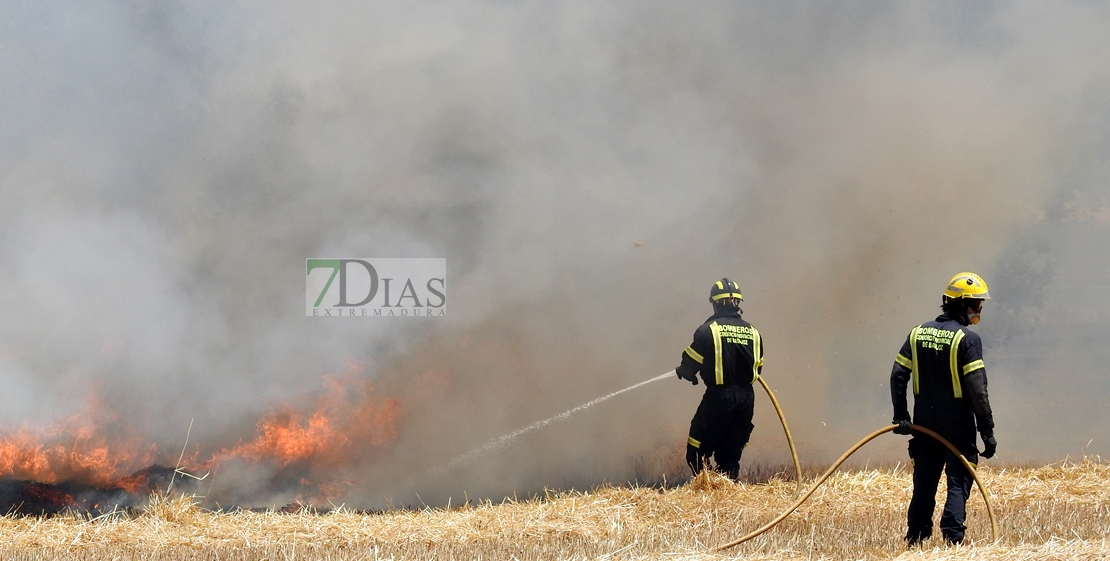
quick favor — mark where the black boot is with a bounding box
[905,530,931,548]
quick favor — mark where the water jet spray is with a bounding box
[427,370,805,496]
[431,371,676,478]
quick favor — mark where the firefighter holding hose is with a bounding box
[890,272,997,546]
[675,278,763,481]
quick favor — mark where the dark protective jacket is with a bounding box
[676,310,763,387]
[890,314,994,447]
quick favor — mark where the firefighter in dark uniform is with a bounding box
[675,278,763,480]
[890,272,997,546]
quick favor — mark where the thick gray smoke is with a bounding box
[2,1,1109,508]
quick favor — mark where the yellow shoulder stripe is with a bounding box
[909,326,921,395]
[962,359,985,375]
[684,346,704,364]
[949,330,965,398]
[710,322,724,385]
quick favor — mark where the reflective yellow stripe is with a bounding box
[909,326,920,395]
[715,281,723,290]
[684,346,704,364]
[962,359,985,375]
[950,330,965,398]
[688,436,701,448]
[710,292,743,301]
[751,327,762,383]
[895,354,912,369]
[710,322,724,385]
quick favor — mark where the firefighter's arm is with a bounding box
[964,371,994,436]
[890,364,912,435]
[966,370,997,458]
[959,335,994,436]
[676,329,706,385]
[890,337,913,425]
[960,334,997,457]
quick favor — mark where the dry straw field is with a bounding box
[1,458,1108,560]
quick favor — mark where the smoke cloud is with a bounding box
[2,1,1110,508]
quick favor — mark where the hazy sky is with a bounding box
[2,1,1109,507]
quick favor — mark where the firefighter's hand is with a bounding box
[676,370,699,385]
[892,418,912,435]
[981,435,997,459]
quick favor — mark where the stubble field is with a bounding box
[0,459,1107,560]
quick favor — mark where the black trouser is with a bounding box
[686,385,755,479]
[906,434,978,544]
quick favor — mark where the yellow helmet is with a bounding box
[943,272,990,301]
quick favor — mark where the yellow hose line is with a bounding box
[715,424,998,551]
[756,376,803,498]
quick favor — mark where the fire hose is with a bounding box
[756,376,803,498]
[715,424,998,551]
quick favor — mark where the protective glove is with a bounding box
[677,370,699,385]
[892,416,913,435]
[981,434,997,459]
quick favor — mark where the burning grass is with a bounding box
[0,458,1108,560]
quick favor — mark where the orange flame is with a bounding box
[0,359,412,507]
[206,361,400,470]
[0,393,157,487]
